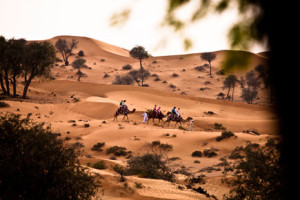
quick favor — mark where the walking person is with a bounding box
[142,111,148,123]
[189,118,194,131]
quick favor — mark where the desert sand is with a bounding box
[0,35,278,200]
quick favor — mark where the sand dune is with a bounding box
[0,35,278,200]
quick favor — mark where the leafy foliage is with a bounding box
[223,139,287,200]
[0,113,97,200]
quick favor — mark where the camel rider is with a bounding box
[153,105,157,115]
[120,100,123,107]
[171,107,176,118]
[122,100,127,113]
[176,108,181,119]
[157,107,161,116]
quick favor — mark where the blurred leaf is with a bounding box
[110,9,131,27]
[215,0,229,13]
[191,0,211,21]
[183,38,193,51]
[222,50,252,72]
[168,0,190,12]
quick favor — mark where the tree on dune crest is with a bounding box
[129,45,149,69]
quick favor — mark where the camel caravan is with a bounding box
[114,101,193,129]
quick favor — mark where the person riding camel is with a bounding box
[157,107,161,117]
[171,107,176,119]
[153,105,157,116]
[122,100,127,113]
[176,108,181,119]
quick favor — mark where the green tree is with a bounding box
[0,113,97,200]
[200,52,216,75]
[5,38,27,96]
[22,41,56,98]
[0,36,7,94]
[129,45,149,69]
[224,139,286,200]
[223,74,238,101]
[55,38,78,66]
[71,58,88,81]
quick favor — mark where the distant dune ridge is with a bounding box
[1,35,277,200]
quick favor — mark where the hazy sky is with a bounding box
[0,0,268,56]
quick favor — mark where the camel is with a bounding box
[147,110,168,124]
[164,113,192,127]
[113,106,136,122]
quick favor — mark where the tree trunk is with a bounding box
[209,61,212,75]
[22,75,33,99]
[4,70,10,95]
[227,87,231,100]
[139,59,143,69]
[12,75,17,97]
[231,86,235,101]
[0,73,7,94]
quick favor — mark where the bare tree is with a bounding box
[55,38,78,66]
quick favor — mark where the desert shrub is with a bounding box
[191,151,203,157]
[216,131,235,141]
[172,73,179,77]
[78,50,84,57]
[0,113,96,200]
[113,75,134,85]
[103,73,110,78]
[216,69,225,75]
[214,123,226,130]
[154,77,161,81]
[92,160,106,170]
[151,140,173,151]
[0,101,9,107]
[194,66,205,71]
[106,146,129,157]
[203,149,218,157]
[122,64,132,70]
[91,142,105,152]
[126,153,175,182]
[217,92,225,99]
[169,84,176,88]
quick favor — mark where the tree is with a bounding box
[224,139,286,200]
[5,38,27,96]
[241,87,258,104]
[223,74,238,101]
[128,68,150,86]
[200,52,216,75]
[0,36,7,94]
[129,45,149,69]
[55,38,78,66]
[71,58,88,81]
[22,41,56,98]
[0,112,97,200]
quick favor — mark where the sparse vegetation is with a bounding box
[122,64,132,70]
[91,142,105,152]
[106,146,130,157]
[216,131,235,141]
[200,52,216,75]
[55,38,78,66]
[113,74,134,85]
[92,160,107,170]
[0,101,9,107]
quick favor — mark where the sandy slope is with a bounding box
[0,36,277,200]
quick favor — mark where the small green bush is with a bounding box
[216,131,235,141]
[106,146,129,156]
[91,142,105,152]
[92,160,106,169]
[191,151,203,157]
[0,101,10,108]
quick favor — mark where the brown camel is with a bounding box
[147,110,168,124]
[164,113,192,127]
[113,106,136,122]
